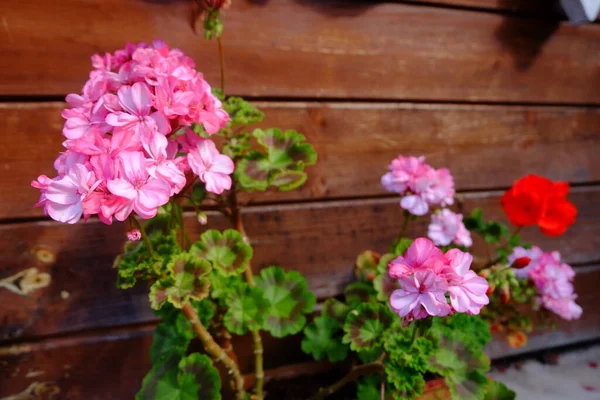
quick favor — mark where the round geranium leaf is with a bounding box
[191,229,252,276]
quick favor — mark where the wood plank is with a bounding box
[1,265,598,398]
[1,1,599,102]
[402,0,563,14]
[1,187,598,342]
[4,102,600,219]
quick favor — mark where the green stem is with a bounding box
[217,36,225,93]
[398,211,411,240]
[130,217,155,257]
[252,329,264,398]
[182,302,246,399]
[309,362,385,400]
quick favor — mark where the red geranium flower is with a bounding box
[501,175,577,236]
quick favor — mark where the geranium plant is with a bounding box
[30,2,579,399]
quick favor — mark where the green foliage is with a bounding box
[357,375,382,400]
[301,315,350,362]
[427,315,493,400]
[354,250,380,282]
[203,9,223,40]
[223,96,264,128]
[136,353,221,400]
[463,208,510,244]
[191,229,252,277]
[343,303,393,351]
[485,381,516,400]
[223,282,269,335]
[385,363,425,400]
[149,253,211,310]
[115,229,179,289]
[373,253,399,302]
[344,282,377,307]
[150,312,194,364]
[255,266,316,337]
[322,298,350,323]
[390,238,414,256]
[235,128,317,192]
[178,353,221,400]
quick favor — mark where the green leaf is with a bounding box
[344,282,377,307]
[223,283,269,335]
[355,250,380,282]
[428,315,492,400]
[373,254,400,302]
[301,316,349,362]
[464,208,484,231]
[386,364,425,400]
[269,169,307,191]
[208,273,243,302]
[255,266,316,337]
[191,229,252,277]
[235,128,317,192]
[149,253,211,310]
[223,132,252,159]
[178,353,221,400]
[485,381,516,400]
[343,303,393,351]
[150,313,194,364]
[115,229,179,289]
[223,96,264,127]
[357,375,382,400]
[390,238,414,256]
[321,298,350,323]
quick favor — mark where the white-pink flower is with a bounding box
[445,249,489,314]
[33,41,231,225]
[107,151,171,220]
[381,155,455,216]
[42,164,101,224]
[390,270,451,319]
[187,138,234,194]
[508,246,544,278]
[428,209,472,247]
[388,237,444,278]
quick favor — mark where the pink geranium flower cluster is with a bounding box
[427,209,472,248]
[32,41,233,225]
[509,246,582,320]
[389,238,489,321]
[381,155,455,216]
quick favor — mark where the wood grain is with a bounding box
[1,265,598,398]
[1,1,599,103]
[403,0,564,14]
[4,101,600,219]
[1,187,598,342]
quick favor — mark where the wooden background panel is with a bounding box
[1,187,597,342]
[403,0,563,14]
[4,102,600,219]
[1,1,599,103]
[1,265,598,398]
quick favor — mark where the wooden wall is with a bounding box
[1,0,599,398]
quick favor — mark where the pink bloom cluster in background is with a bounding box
[381,155,455,216]
[389,238,489,321]
[32,41,233,225]
[509,246,582,320]
[428,209,472,248]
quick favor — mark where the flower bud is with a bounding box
[507,330,527,348]
[486,283,495,295]
[511,256,531,269]
[199,0,231,11]
[197,211,208,225]
[500,284,510,304]
[127,229,141,241]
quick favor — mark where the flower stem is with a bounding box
[309,362,385,400]
[398,211,411,240]
[181,302,246,399]
[130,217,155,257]
[227,182,263,398]
[217,36,225,93]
